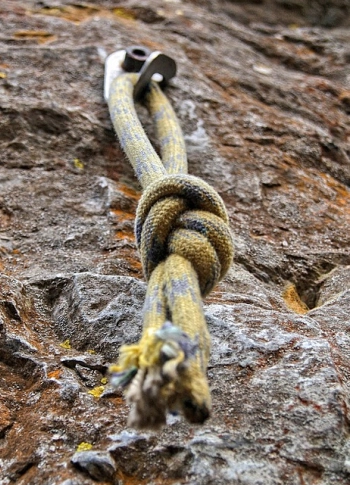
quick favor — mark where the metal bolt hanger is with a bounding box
[104,45,176,102]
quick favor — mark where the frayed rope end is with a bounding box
[109,321,211,430]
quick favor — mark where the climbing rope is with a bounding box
[108,72,234,429]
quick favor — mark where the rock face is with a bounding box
[1,0,350,484]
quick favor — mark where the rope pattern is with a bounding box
[108,73,234,429]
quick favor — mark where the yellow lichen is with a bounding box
[282,283,309,314]
[100,377,108,385]
[73,158,84,170]
[88,386,105,398]
[112,8,135,20]
[0,72,7,79]
[59,339,71,350]
[76,442,93,452]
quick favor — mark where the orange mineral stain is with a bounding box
[282,284,309,315]
[115,230,135,242]
[48,369,62,380]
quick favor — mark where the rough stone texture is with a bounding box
[71,450,117,481]
[0,0,350,484]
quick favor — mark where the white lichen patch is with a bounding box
[179,100,209,152]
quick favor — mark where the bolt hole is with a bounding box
[131,48,148,59]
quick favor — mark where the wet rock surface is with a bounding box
[1,0,350,483]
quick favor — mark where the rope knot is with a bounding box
[135,174,234,296]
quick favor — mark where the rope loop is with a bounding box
[135,174,234,296]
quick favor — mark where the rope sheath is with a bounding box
[108,73,233,429]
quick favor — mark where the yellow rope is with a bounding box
[108,73,234,429]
